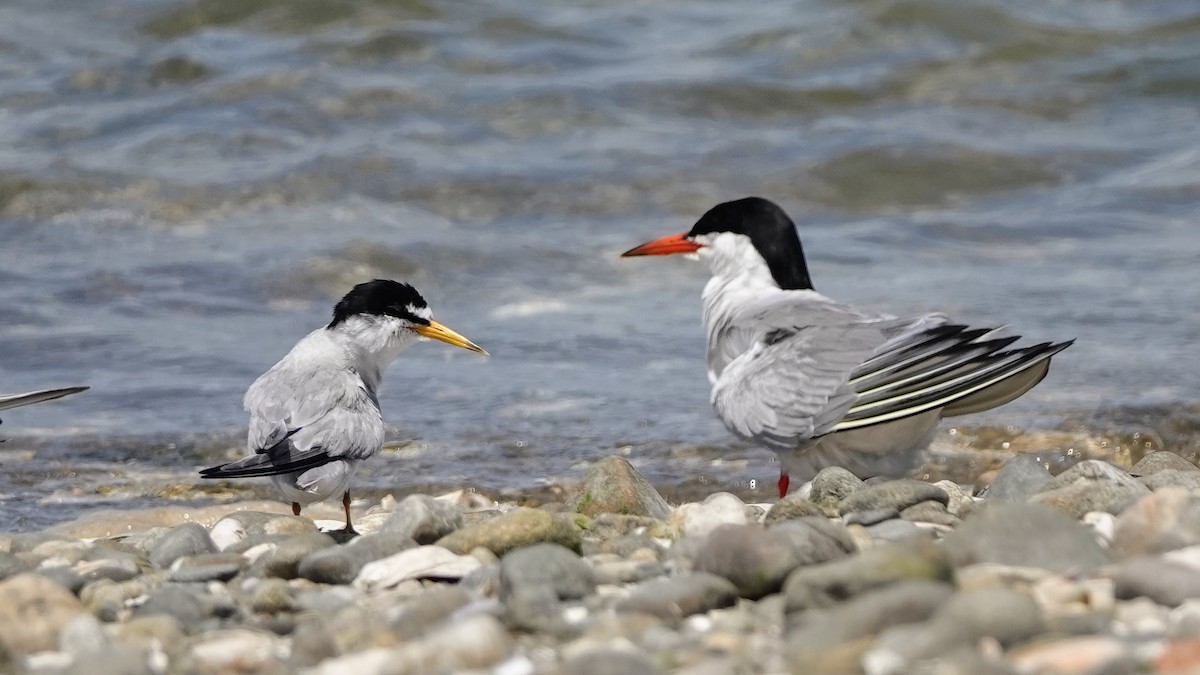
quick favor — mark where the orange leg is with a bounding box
[777,471,790,499]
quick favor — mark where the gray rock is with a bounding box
[246,577,293,614]
[784,535,950,612]
[615,571,738,620]
[7,533,71,554]
[671,493,751,540]
[167,552,246,583]
[298,531,417,585]
[148,523,215,569]
[501,543,595,601]
[1112,488,1200,558]
[1043,459,1144,491]
[567,455,672,520]
[563,648,663,675]
[74,554,143,584]
[585,514,672,541]
[1114,557,1200,607]
[208,511,318,551]
[1129,451,1199,477]
[0,552,31,582]
[133,584,222,633]
[583,533,665,559]
[838,479,948,517]
[900,500,960,527]
[867,519,927,542]
[380,494,463,544]
[247,532,337,579]
[287,617,340,669]
[1140,470,1200,492]
[1031,479,1148,519]
[942,502,1111,573]
[327,586,471,651]
[845,508,899,526]
[353,545,480,591]
[764,494,826,524]
[984,455,1053,501]
[810,467,866,509]
[592,560,666,585]
[436,507,584,555]
[36,566,86,594]
[787,580,955,666]
[866,588,1043,669]
[696,520,854,600]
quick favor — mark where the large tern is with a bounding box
[623,197,1072,498]
[200,279,487,533]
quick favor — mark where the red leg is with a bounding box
[777,471,790,499]
[291,501,301,516]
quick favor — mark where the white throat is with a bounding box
[328,315,418,392]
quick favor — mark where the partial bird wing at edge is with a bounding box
[0,386,89,412]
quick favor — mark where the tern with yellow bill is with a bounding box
[200,279,487,533]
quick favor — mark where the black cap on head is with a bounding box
[688,197,814,290]
[328,279,431,328]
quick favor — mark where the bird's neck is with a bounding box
[327,317,412,392]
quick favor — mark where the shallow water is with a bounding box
[2,0,1199,530]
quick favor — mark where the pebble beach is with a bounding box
[5,445,1200,674]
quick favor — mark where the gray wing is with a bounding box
[243,362,385,462]
[0,386,88,412]
[711,316,897,451]
[711,293,1070,450]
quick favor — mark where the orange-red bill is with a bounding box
[620,232,701,257]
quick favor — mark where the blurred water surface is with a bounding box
[2,0,1199,529]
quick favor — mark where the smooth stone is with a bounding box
[379,494,463,544]
[208,511,318,551]
[1129,451,1199,477]
[8,533,73,553]
[326,586,471,652]
[567,455,672,520]
[189,628,283,673]
[592,560,665,585]
[864,588,1044,673]
[435,507,584,555]
[313,613,513,675]
[1114,557,1200,607]
[292,585,362,615]
[934,480,977,518]
[148,523,215,569]
[0,573,87,654]
[247,577,293,614]
[899,500,960,527]
[1111,488,1200,558]
[844,508,898,526]
[695,520,854,600]
[583,532,665,559]
[1043,460,1143,491]
[562,647,663,675]
[298,531,418,585]
[246,532,337,579]
[670,493,750,540]
[942,502,1111,573]
[764,494,826,524]
[48,501,301,539]
[614,572,738,620]
[1031,480,1148,519]
[787,580,955,666]
[74,554,143,584]
[809,467,866,510]
[0,551,31,582]
[36,566,86,594]
[984,455,1053,501]
[132,583,221,633]
[585,514,672,541]
[58,613,109,656]
[287,616,341,669]
[838,479,948,517]
[168,562,241,584]
[1140,470,1200,492]
[353,545,480,591]
[784,535,950,612]
[1009,635,1133,674]
[866,519,927,542]
[501,543,595,601]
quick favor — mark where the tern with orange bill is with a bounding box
[623,197,1071,498]
[200,279,487,533]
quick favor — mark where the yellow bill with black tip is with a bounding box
[412,320,489,355]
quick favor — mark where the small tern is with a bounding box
[623,197,1072,498]
[200,279,487,533]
